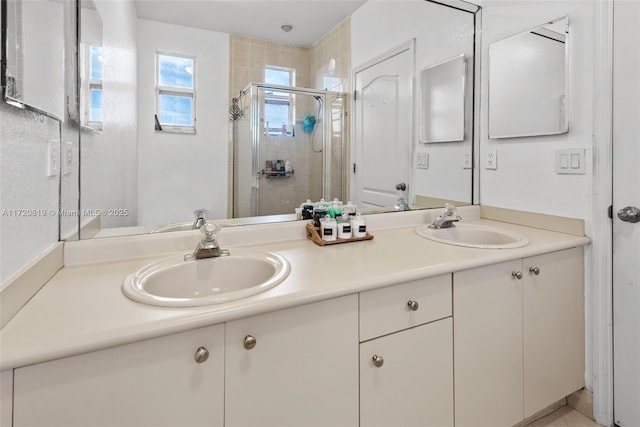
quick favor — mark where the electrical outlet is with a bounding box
[485,149,497,170]
[47,139,60,177]
[62,141,73,176]
[463,153,472,169]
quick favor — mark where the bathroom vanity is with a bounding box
[0,209,590,426]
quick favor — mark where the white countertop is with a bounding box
[0,216,590,371]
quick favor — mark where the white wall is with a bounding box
[351,0,475,205]
[477,0,596,391]
[137,19,229,226]
[0,105,60,282]
[80,0,139,230]
[478,1,593,220]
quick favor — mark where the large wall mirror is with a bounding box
[488,16,569,139]
[67,0,480,240]
[1,0,65,119]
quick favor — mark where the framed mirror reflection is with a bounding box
[488,16,569,139]
[64,0,480,240]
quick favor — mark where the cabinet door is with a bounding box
[13,324,225,427]
[225,295,359,427]
[523,247,585,417]
[360,318,453,427]
[454,259,524,427]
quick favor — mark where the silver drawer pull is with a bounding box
[194,346,209,363]
[529,266,540,275]
[243,335,257,350]
[512,271,523,280]
[407,300,419,311]
[372,355,384,368]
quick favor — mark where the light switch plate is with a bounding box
[485,149,497,170]
[463,153,472,169]
[556,149,585,174]
[416,153,429,169]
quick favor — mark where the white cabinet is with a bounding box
[523,247,585,417]
[13,324,225,427]
[360,318,453,427]
[225,295,359,427]
[359,276,454,427]
[454,247,585,426]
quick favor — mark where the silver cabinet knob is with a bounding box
[529,266,540,275]
[243,335,257,350]
[407,300,419,311]
[512,271,523,280]
[372,355,384,368]
[194,346,209,363]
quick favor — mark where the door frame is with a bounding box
[350,39,416,207]
[592,0,614,425]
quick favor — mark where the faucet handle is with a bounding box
[201,223,221,240]
[193,208,210,219]
[444,203,456,216]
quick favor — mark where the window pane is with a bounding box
[159,94,193,126]
[264,99,290,135]
[265,67,292,86]
[90,88,102,122]
[90,45,103,80]
[158,54,193,89]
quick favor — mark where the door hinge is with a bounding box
[353,90,357,101]
[353,163,357,174]
[608,205,613,219]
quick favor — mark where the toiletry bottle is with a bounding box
[321,215,337,242]
[301,199,314,220]
[285,160,292,173]
[344,201,357,219]
[351,212,367,238]
[338,216,352,239]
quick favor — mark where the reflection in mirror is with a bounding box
[419,54,466,143]
[1,0,65,119]
[72,0,479,240]
[79,0,103,133]
[488,16,569,139]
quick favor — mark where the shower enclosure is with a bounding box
[232,83,348,218]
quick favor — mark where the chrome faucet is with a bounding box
[192,209,210,229]
[185,223,230,261]
[430,203,462,229]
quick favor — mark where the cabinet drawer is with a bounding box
[359,274,451,341]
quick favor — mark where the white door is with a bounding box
[353,43,413,208]
[613,1,640,426]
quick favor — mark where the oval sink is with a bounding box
[149,222,193,233]
[416,223,529,249]
[122,250,290,307]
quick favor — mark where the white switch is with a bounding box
[556,149,585,174]
[62,141,73,176]
[559,154,569,169]
[570,153,580,169]
[485,149,497,170]
[47,139,60,177]
[416,153,429,169]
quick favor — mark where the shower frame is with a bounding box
[233,83,347,218]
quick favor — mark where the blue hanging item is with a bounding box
[302,114,316,133]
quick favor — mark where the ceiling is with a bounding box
[132,0,367,47]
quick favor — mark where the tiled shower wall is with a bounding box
[227,18,351,217]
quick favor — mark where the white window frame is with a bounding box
[155,52,196,134]
[264,65,296,136]
[81,43,103,131]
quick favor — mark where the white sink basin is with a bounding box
[416,223,529,249]
[149,222,193,233]
[122,249,290,307]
